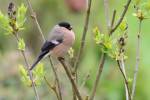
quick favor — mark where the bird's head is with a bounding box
[58,22,72,30]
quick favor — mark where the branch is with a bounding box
[111,0,132,33]
[25,0,45,41]
[117,60,131,100]
[73,0,92,71]
[58,57,82,100]
[48,57,62,100]
[44,76,60,100]
[131,20,142,99]
[120,58,129,100]
[22,51,40,100]
[89,53,106,100]
[104,0,111,31]
[48,56,62,100]
[89,0,131,99]
[80,71,90,89]
[72,86,77,100]
[110,10,116,33]
[89,0,110,99]
[14,35,40,100]
[24,0,62,99]
[72,73,77,100]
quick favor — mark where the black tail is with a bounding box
[30,50,49,70]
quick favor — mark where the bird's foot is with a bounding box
[58,57,65,61]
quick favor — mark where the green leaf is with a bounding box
[32,63,45,86]
[21,77,32,86]
[104,41,112,50]
[19,65,30,83]
[34,78,42,86]
[119,19,127,31]
[133,8,146,20]
[104,35,112,49]
[19,64,27,77]
[93,27,114,54]
[19,64,33,86]
[0,11,12,35]
[34,63,45,77]
[68,47,74,58]
[93,27,104,44]
[18,38,25,51]
[124,55,128,60]
[17,3,27,29]
[128,78,133,83]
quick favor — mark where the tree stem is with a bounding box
[117,60,131,100]
[14,34,40,100]
[24,0,62,99]
[44,76,60,100]
[131,20,142,100]
[48,56,62,100]
[111,0,132,33]
[58,58,82,100]
[73,0,92,71]
[89,53,105,100]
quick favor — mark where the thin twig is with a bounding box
[72,73,77,100]
[24,0,62,99]
[14,35,40,100]
[111,0,132,33]
[103,0,111,31]
[89,0,110,99]
[121,59,129,100]
[89,53,106,100]
[131,20,142,99]
[72,87,77,100]
[117,60,131,100]
[80,71,90,89]
[48,56,62,100]
[110,10,116,33]
[89,0,131,99]
[25,0,45,41]
[58,58,82,100]
[120,58,130,100]
[44,76,60,100]
[21,51,40,100]
[73,0,92,71]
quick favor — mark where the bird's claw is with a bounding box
[58,57,65,61]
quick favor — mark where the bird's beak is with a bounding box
[69,26,73,30]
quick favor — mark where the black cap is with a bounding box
[58,22,72,30]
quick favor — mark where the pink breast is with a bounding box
[51,44,70,57]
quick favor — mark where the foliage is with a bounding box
[33,63,45,86]
[133,1,150,20]
[93,27,112,53]
[119,19,128,32]
[18,38,25,51]
[68,47,74,58]
[16,3,27,30]
[19,64,31,86]
[0,11,12,35]
[19,63,45,86]
[0,3,27,35]
[1,0,150,100]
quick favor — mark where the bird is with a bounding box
[30,22,75,70]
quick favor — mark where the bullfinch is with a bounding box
[30,22,75,70]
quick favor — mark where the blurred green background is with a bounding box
[0,0,150,100]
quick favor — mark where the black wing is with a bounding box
[30,50,49,70]
[30,39,63,70]
[41,41,56,51]
[41,39,63,51]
